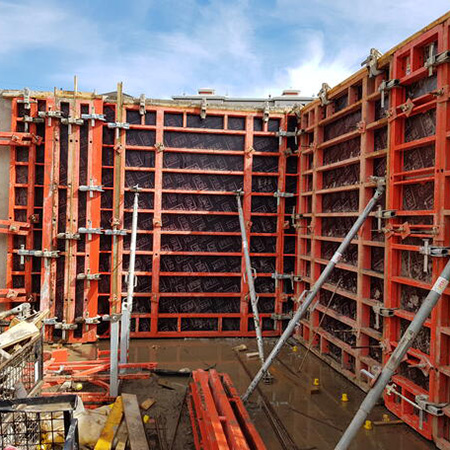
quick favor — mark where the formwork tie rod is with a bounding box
[236,190,266,368]
[242,177,385,402]
[335,256,450,450]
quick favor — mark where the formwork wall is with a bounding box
[295,12,450,448]
[0,91,299,341]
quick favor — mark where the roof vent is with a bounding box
[281,89,301,96]
[198,88,215,96]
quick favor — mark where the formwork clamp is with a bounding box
[200,97,207,119]
[139,94,146,115]
[372,303,396,330]
[271,312,293,321]
[378,79,401,108]
[23,115,44,124]
[78,227,103,241]
[419,239,450,273]
[107,121,130,130]
[271,272,300,290]
[38,110,63,126]
[276,128,301,146]
[104,229,127,236]
[375,205,396,232]
[318,83,331,106]
[81,112,106,126]
[57,232,80,240]
[43,318,77,341]
[274,190,294,207]
[415,395,447,417]
[76,273,101,281]
[79,180,104,198]
[424,44,450,76]
[61,116,84,134]
[17,88,36,110]
[17,245,59,265]
[361,48,384,78]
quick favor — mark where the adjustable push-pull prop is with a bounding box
[242,177,386,402]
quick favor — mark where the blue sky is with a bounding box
[0,0,449,99]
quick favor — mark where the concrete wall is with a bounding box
[0,93,11,289]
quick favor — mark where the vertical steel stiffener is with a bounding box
[242,178,385,402]
[236,190,265,365]
[335,258,450,450]
[120,186,140,368]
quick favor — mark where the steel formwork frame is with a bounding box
[295,11,450,448]
[296,64,388,387]
[2,89,298,341]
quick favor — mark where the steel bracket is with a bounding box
[372,303,396,318]
[107,121,130,130]
[415,395,447,417]
[104,229,127,236]
[84,315,102,325]
[78,227,103,241]
[361,48,384,78]
[271,313,293,321]
[17,88,36,110]
[274,191,295,199]
[271,272,300,290]
[78,227,103,235]
[76,273,101,281]
[419,239,450,273]
[79,181,104,197]
[102,313,122,323]
[18,245,59,265]
[23,115,44,124]
[200,98,207,119]
[378,79,401,108]
[57,232,80,240]
[375,206,396,232]
[276,128,301,146]
[318,83,331,106]
[424,47,450,76]
[38,110,64,126]
[372,303,396,330]
[81,113,106,126]
[61,117,84,126]
[139,94,146,115]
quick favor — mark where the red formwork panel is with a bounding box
[384,17,450,446]
[3,89,298,341]
[294,11,450,448]
[295,66,388,388]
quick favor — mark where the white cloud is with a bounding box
[0,0,449,98]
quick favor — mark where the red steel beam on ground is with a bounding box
[188,369,266,450]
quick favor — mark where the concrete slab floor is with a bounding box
[62,338,435,449]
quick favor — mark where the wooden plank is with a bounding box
[122,393,149,450]
[94,396,124,450]
[0,321,39,350]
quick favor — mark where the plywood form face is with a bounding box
[296,16,450,448]
[5,96,296,341]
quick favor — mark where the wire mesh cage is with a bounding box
[0,395,79,450]
[0,330,43,399]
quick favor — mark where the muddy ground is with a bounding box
[61,337,434,449]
